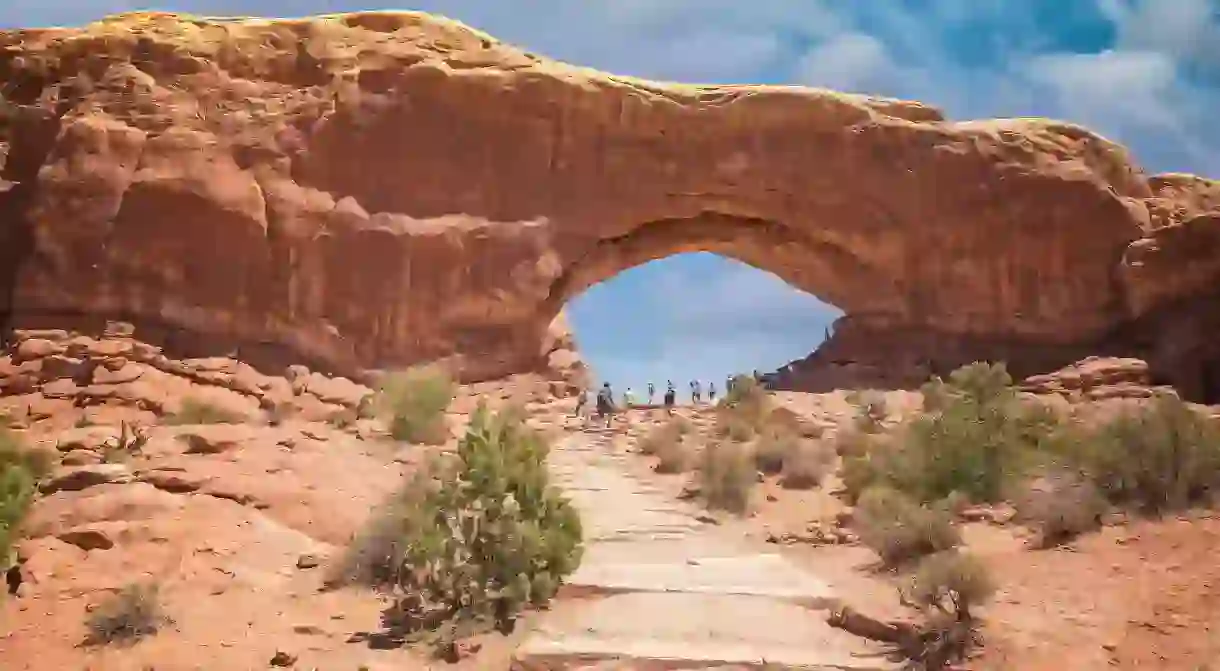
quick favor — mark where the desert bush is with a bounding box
[1063,393,1220,513]
[855,486,961,568]
[779,439,835,490]
[85,582,171,645]
[378,365,455,445]
[724,374,766,409]
[342,403,582,649]
[639,417,690,456]
[845,390,888,433]
[167,397,244,425]
[653,434,692,474]
[753,424,796,475]
[716,410,758,442]
[1,430,53,569]
[851,363,1058,505]
[900,551,996,669]
[1015,469,1106,547]
[698,440,756,515]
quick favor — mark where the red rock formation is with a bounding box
[0,12,1218,395]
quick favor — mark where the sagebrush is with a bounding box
[1057,393,1220,513]
[698,440,756,515]
[900,551,996,669]
[340,403,582,650]
[378,366,455,445]
[855,486,960,568]
[848,363,1058,504]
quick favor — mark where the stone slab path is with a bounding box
[513,429,895,670]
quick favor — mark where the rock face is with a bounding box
[1,12,1219,395]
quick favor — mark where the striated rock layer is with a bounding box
[1,12,1219,396]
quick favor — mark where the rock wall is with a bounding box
[1,12,1218,393]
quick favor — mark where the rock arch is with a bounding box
[1,12,1219,394]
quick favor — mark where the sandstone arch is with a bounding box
[1,12,1219,396]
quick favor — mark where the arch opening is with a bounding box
[565,252,842,402]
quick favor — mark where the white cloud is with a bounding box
[794,32,897,93]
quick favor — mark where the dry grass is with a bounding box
[166,397,244,425]
[639,417,690,456]
[854,486,961,569]
[653,435,692,474]
[698,440,757,515]
[753,425,794,475]
[779,439,835,490]
[1015,469,1107,547]
[85,582,171,645]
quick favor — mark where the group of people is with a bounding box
[574,373,761,427]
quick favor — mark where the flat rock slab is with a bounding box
[515,593,894,670]
[565,553,839,608]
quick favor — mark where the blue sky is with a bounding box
[5,1,1220,398]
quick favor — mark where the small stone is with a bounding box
[269,650,297,667]
[296,553,321,569]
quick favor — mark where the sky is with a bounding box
[4,1,1220,398]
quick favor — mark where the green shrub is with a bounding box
[378,366,455,445]
[855,486,960,569]
[698,440,756,515]
[343,403,582,649]
[852,363,1058,505]
[1064,393,1220,513]
[85,582,171,645]
[166,397,244,425]
[1,429,52,570]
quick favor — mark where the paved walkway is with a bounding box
[513,428,894,670]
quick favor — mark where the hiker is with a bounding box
[575,389,588,418]
[647,382,656,405]
[595,382,615,428]
[692,379,702,404]
[664,380,676,415]
[708,381,717,404]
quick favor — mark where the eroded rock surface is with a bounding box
[1,11,1219,393]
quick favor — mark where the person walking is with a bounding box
[596,382,615,429]
[623,387,635,408]
[664,380,676,415]
[708,381,717,404]
[647,381,656,405]
[692,379,702,404]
